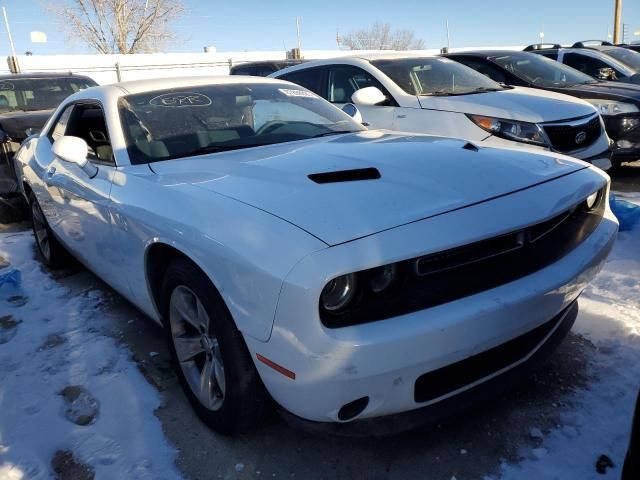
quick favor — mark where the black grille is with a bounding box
[321,192,605,328]
[543,116,601,152]
[414,301,577,403]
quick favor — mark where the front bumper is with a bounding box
[245,168,618,424]
[280,300,579,436]
[605,113,640,164]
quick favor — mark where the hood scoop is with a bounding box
[308,167,381,184]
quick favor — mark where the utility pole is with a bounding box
[2,7,16,58]
[296,16,301,53]
[613,0,623,44]
[445,19,450,51]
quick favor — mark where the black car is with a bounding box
[445,50,640,167]
[0,73,97,196]
[619,43,640,54]
[229,60,306,77]
[523,42,640,85]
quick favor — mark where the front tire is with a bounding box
[161,258,269,434]
[29,193,68,269]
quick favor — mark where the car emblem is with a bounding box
[575,131,587,144]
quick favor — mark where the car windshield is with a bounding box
[119,82,365,164]
[489,53,597,87]
[0,77,96,113]
[603,47,640,71]
[371,57,504,96]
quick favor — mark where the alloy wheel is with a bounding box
[31,201,51,262]
[169,285,226,411]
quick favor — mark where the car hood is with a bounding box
[150,132,586,246]
[0,109,52,142]
[549,80,640,104]
[417,86,597,123]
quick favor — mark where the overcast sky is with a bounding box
[1,0,639,55]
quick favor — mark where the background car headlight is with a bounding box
[320,273,357,312]
[467,114,547,146]
[584,99,639,116]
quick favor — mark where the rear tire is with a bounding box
[161,257,269,434]
[29,193,68,269]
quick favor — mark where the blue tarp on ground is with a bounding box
[610,194,640,232]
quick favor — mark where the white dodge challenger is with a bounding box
[15,76,618,435]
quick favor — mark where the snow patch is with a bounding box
[498,193,640,479]
[0,231,180,479]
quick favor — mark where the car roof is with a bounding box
[0,72,94,80]
[110,75,291,95]
[272,53,439,77]
[446,50,526,58]
[231,60,304,68]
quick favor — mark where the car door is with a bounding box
[325,65,397,129]
[39,101,119,285]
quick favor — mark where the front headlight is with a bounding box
[584,99,639,116]
[320,273,357,312]
[467,114,547,146]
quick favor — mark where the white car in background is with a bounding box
[15,76,617,435]
[272,55,612,169]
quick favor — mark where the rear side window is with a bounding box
[279,68,324,96]
[453,58,507,84]
[537,51,559,60]
[230,66,256,76]
[563,53,609,76]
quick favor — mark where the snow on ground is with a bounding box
[498,193,640,480]
[0,232,180,480]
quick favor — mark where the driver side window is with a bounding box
[65,103,115,165]
[48,105,74,142]
[327,66,390,104]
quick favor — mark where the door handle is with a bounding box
[46,166,56,178]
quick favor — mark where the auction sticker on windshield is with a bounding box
[149,92,212,107]
[278,88,317,98]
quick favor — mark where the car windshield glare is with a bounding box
[119,83,365,164]
[604,47,640,71]
[372,57,504,96]
[0,77,96,112]
[490,53,596,87]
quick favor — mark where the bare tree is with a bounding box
[49,0,185,54]
[340,22,425,50]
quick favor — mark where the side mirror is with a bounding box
[351,86,388,106]
[51,136,97,178]
[341,103,363,124]
[596,67,616,80]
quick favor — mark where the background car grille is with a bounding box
[543,116,601,152]
[321,191,606,328]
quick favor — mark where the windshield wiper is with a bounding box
[469,87,503,93]
[171,143,270,159]
[311,130,356,138]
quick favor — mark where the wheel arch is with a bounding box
[145,242,212,320]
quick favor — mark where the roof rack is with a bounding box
[523,43,561,51]
[572,40,613,48]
